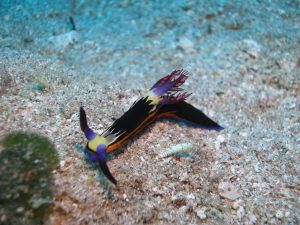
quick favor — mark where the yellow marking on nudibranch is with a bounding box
[145,91,162,105]
[88,135,108,151]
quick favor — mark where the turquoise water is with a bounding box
[1,1,299,78]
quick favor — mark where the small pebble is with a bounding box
[215,135,226,151]
[233,199,243,209]
[237,206,245,219]
[230,165,236,174]
[0,214,7,222]
[179,205,189,215]
[276,210,283,219]
[70,113,79,121]
[285,211,290,217]
[178,37,195,53]
[254,163,262,173]
[241,39,262,58]
[218,182,241,200]
[240,132,248,137]
[248,214,257,223]
[195,207,207,220]
[186,193,195,201]
[48,31,78,51]
[16,207,24,213]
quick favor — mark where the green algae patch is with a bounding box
[0,132,58,225]
[33,83,46,92]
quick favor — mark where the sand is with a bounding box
[0,1,299,224]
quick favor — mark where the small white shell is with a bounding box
[159,142,193,158]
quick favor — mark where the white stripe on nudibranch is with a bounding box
[159,142,193,158]
[106,130,126,144]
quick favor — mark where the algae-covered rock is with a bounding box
[0,132,58,225]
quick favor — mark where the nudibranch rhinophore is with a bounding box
[80,70,223,185]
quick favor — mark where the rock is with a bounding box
[218,182,241,200]
[0,132,58,225]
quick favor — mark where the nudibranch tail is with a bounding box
[84,146,117,185]
[86,146,117,185]
[99,161,117,185]
[159,101,224,131]
[80,107,96,140]
[96,145,117,185]
[150,70,191,105]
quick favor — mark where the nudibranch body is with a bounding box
[80,70,223,185]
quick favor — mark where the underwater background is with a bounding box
[0,0,299,224]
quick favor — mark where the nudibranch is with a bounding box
[80,70,223,185]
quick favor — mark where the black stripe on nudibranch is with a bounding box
[102,97,157,141]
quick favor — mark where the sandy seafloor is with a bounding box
[0,0,300,224]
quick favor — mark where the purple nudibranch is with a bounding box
[80,70,223,185]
